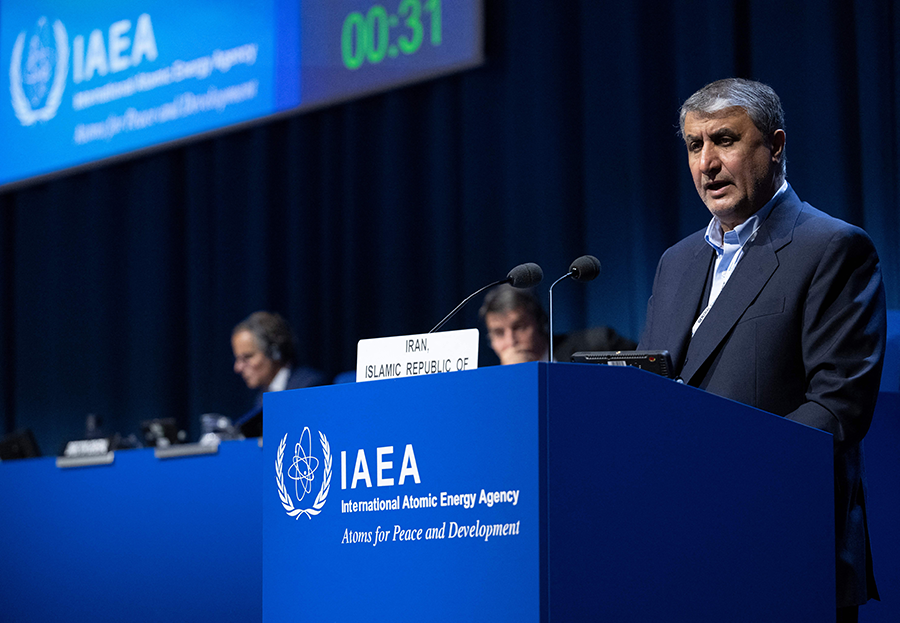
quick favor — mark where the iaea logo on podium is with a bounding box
[275,427,332,520]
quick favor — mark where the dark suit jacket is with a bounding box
[639,186,886,607]
[236,366,329,438]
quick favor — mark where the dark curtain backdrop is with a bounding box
[1,0,898,455]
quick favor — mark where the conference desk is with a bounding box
[0,437,263,622]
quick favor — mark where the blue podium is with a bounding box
[263,363,834,621]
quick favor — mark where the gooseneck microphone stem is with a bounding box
[548,255,602,363]
[429,262,544,334]
[429,279,507,334]
[547,271,573,363]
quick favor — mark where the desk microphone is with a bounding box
[548,255,602,362]
[429,262,543,333]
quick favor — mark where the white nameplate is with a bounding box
[63,437,111,458]
[356,329,479,382]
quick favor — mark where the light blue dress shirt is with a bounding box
[691,181,788,336]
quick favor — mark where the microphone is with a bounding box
[569,254,602,282]
[506,262,544,288]
[548,255,602,362]
[429,263,543,333]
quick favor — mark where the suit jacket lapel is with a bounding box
[667,240,715,372]
[680,188,802,384]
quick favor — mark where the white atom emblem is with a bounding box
[288,427,319,502]
[9,16,69,126]
[275,429,332,519]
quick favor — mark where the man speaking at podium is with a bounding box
[638,79,886,622]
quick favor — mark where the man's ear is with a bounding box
[771,129,786,162]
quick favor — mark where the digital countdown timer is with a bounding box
[0,0,483,190]
[341,0,442,70]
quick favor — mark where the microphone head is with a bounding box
[569,255,601,282]
[507,262,543,288]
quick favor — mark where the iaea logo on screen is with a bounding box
[276,428,332,520]
[9,16,68,126]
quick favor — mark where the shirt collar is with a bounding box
[704,180,788,252]
[267,366,291,393]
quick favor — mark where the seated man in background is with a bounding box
[479,284,635,365]
[231,311,328,437]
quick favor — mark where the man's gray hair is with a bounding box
[679,78,786,181]
[479,284,549,335]
[233,311,296,365]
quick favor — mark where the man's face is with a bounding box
[485,308,548,365]
[232,330,280,389]
[683,107,784,231]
